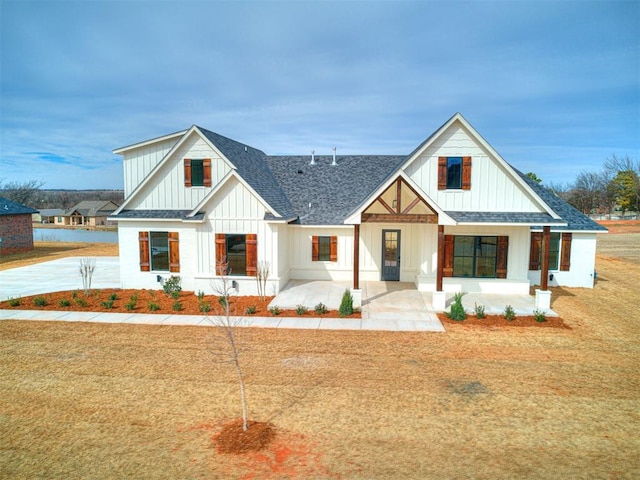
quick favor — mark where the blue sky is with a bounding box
[1,0,638,190]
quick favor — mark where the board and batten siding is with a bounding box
[126,132,231,210]
[405,123,545,213]
[122,137,180,198]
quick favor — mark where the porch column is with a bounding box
[535,225,552,310]
[352,223,362,309]
[433,224,446,310]
[540,226,550,290]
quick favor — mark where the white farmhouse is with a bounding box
[110,113,607,310]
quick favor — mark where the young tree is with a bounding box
[525,172,543,184]
[611,170,640,216]
[568,171,608,214]
[207,257,250,432]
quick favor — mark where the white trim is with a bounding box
[113,129,187,154]
[187,170,279,219]
[456,221,568,227]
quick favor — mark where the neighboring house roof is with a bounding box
[265,155,406,225]
[0,197,38,216]
[38,209,66,217]
[65,201,119,217]
[515,170,607,232]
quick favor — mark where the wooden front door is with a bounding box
[381,230,401,281]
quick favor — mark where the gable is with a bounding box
[124,130,232,211]
[404,120,550,214]
[201,175,270,221]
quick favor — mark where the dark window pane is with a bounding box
[539,233,561,270]
[191,159,204,186]
[226,234,246,276]
[446,157,462,189]
[453,235,498,278]
[150,232,169,271]
[318,236,331,261]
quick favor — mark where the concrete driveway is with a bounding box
[0,257,120,300]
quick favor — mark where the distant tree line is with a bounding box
[529,154,640,217]
[0,180,124,210]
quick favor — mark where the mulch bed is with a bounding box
[438,313,570,328]
[214,418,276,454]
[0,288,361,319]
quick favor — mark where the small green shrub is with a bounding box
[101,300,114,309]
[269,306,281,316]
[245,305,257,315]
[199,301,211,313]
[75,298,88,307]
[474,302,486,319]
[130,293,138,303]
[148,301,160,311]
[125,300,136,311]
[71,290,79,299]
[533,309,546,323]
[196,290,205,301]
[109,293,118,301]
[446,292,466,321]
[296,304,308,316]
[171,290,180,300]
[504,305,516,321]
[33,296,47,307]
[58,299,71,307]
[172,301,183,311]
[8,297,21,307]
[338,289,353,317]
[162,275,182,296]
[217,295,228,308]
[314,302,328,315]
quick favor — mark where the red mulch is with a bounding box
[214,418,276,454]
[438,313,570,328]
[0,288,361,319]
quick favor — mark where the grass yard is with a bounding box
[1,231,639,478]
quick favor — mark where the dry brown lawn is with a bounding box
[1,233,639,479]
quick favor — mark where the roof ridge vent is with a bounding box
[332,147,337,166]
[310,150,316,165]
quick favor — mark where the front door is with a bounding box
[381,230,401,281]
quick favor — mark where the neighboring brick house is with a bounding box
[0,197,38,255]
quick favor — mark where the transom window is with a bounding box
[225,234,246,276]
[150,232,169,271]
[453,236,497,278]
[190,159,205,186]
[446,157,462,189]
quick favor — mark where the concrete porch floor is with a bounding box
[270,280,557,328]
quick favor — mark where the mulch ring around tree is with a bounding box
[214,418,276,454]
[0,289,361,319]
[437,313,570,328]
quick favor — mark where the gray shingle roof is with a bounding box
[514,170,608,232]
[446,211,566,225]
[198,127,295,219]
[265,155,405,225]
[0,197,38,216]
[114,210,205,221]
[66,200,119,217]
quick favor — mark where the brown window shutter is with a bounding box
[462,156,472,190]
[168,232,180,272]
[438,157,447,190]
[330,236,338,262]
[139,232,150,272]
[496,236,509,279]
[560,232,572,271]
[184,159,192,187]
[311,236,319,261]
[443,235,454,277]
[215,233,226,275]
[203,158,212,187]
[246,234,258,277]
[529,232,542,270]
